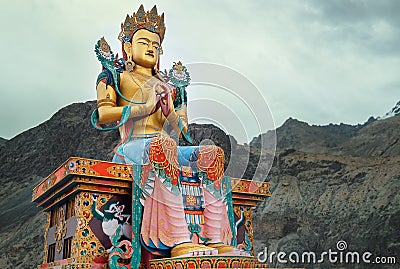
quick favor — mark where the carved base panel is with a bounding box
[38,191,130,269]
[149,256,267,269]
[37,256,108,268]
[33,158,272,269]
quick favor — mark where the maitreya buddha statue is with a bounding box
[92,4,240,258]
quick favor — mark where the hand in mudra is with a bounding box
[153,82,173,117]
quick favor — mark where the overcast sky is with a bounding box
[1,0,399,142]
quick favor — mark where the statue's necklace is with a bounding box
[135,70,152,79]
[129,71,154,87]
[128,72,155,103]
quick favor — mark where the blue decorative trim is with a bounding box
[188,224,211,243]
[140,237,170,257]
[223,176,237,246]
[179,117,193,144]
[173,86,188,109]
[131,164,143,269]
[96,68,117,88]
[122,35,131,43]
[244,230,252,252]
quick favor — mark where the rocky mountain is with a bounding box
[0,101,399,268]
[250,116,382,154]
[250,117,367,152]
[251,101,400,157]
[380,100,400,119]
[332,114,400,157]
[253,150,399,268]
[250,111,400,159]
[0,137,7,146]
[252,114,400,158]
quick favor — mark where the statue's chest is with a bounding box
[119,74,154,102]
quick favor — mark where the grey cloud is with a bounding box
[0,0,399,140]
[306,0,400,55]
[309,0,400,26]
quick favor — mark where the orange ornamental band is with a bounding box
[33,158,271,211]
[32,157,133,202]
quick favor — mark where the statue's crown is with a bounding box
[118,5,165,43]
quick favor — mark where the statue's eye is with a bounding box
[138,41,148,46]
[153,45,159,50]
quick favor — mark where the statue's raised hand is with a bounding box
[153,81,172,117]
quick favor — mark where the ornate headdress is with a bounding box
[118,5,166,43]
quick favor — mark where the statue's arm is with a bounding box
[96,81,154,124]
[96,81,121,124]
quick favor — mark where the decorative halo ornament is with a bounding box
[165,61,191,111]
[94,37,116,73]
[98,37,113,60]
[168,61,191,88]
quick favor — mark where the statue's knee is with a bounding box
[198,145,225,163]
[149,136,178,164]
[150,136,177,148]
[197,145,225,182]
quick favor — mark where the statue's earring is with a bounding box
[153,47,162,74]
[123,41,135,72]
[125,56,135,72]
[153,64,159,74]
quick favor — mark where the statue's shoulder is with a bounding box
[96,68,121,88]
[94,37,124,89]
[119,70,129,83]
[119,71,141,90]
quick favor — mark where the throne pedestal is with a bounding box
[32,157,271,269]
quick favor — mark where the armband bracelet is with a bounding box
[91,105,131,131]
[97,99,116,107]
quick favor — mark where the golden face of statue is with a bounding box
[128,29,161,68]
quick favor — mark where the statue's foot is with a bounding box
[206,243,235,254]
[207,243,251,256]
[171,243,217,257]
